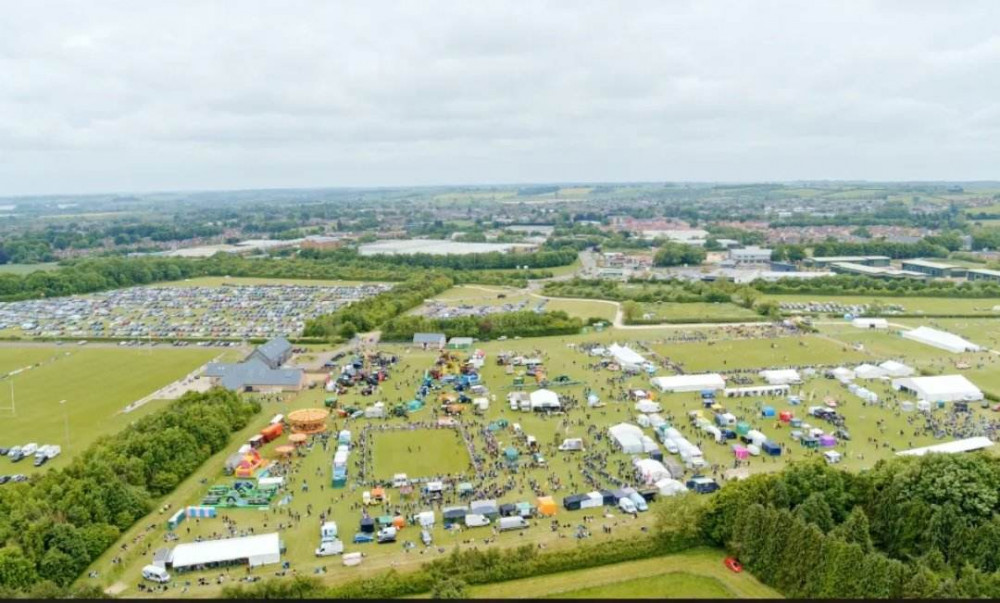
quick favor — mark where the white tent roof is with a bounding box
[902,326,981,353]
[635,459,671,484]
[831,367,856,380]
[892,375,984,402]
[529,389,560,408]
[654,478,688,496]
[608,343,647,366]
[759,369,801,385]
[852,318,888,328]
[897,436,994,457]
[170,533,280,569]
[635,400,662,413]
[609,423,645,454]
[651,373,725,393]
[853,363,887,379]
[878,360,914,378]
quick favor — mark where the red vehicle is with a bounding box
[724,557,743,573]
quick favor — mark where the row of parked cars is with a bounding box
[0,474,28,485]
[0,443,61,467]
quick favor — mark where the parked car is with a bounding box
[6,446,21,459]
[834,428,851,441]
[9,450,25,463]
[10,475,26,483]
[352,532,374,544]
[0,448,9,456]
[33,455,48,468]
[724,557,743,573]
[0,476,10,485]
[420,529,433,546]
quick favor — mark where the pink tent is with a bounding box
[733,445,749,460]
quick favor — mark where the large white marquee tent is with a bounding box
[891,375,983,402]
[651,373,725,393]
[901,326,981,353]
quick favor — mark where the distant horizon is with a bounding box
[3,179,1000,203]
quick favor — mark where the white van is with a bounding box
[464,513,490,528]
[315,539,344,557]
[498,516,529,531]
[141,565,170,583]
[618,497,637,514]
[21,443,38,457]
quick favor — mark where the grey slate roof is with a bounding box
[250,336,293,368]
[210,357,303,390]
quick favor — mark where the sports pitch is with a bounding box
[0,345,219,474]
[370,428,472,480]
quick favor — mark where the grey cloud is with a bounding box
[1,0,999,194]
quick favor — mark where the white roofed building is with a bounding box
[852,318,889,329]
[651,373,725,393]
[891,375,984,402]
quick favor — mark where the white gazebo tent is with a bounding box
[608,343,648,369]
[650,373,725,393]
[902,326,981,353]
[853,364,887,380]
[529,389,561,411]
[759,369,801,385]
[878,360,914,378]
[609,423,645,454]
[891,375,984,402]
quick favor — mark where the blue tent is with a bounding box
[762,406,776,417]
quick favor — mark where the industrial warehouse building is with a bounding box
[900,259,967,278]
[728,246,773,265]
[168,533,282,571]
[359,239,538,256]
[967,268,1000,283]
[830,262,926,279]
[806,255,891,268]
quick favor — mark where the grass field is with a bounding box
[461,548,778,599]
[639,302,760,322]
[0,262,60,275]
[159,276,372,288]
[764,293,1000,316]
[543,297,617,321]
[78,323,1000,597]
[651,335,869,372]
[371,429,471,480]
[0,345,219,474]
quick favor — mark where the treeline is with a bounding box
[381,310,585,341]
[700,455,1000,598]
[0,389,259,593]
[754,275,1000,298]
[653,242,707,266]
[303,276,454,340]
[542,278,735,304]
[300,247,577,270]
[0,252,555,302]
[810,239,949,259]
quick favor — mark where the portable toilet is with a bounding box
[700,389,715,399]
[733,445,749,460]
[762,406,776,418]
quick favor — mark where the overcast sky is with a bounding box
[2,1,999,195]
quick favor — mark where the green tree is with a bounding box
[794,493,835,533]
[0,548,38,591]
[430,575,468,599]
[830,507,874,553]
